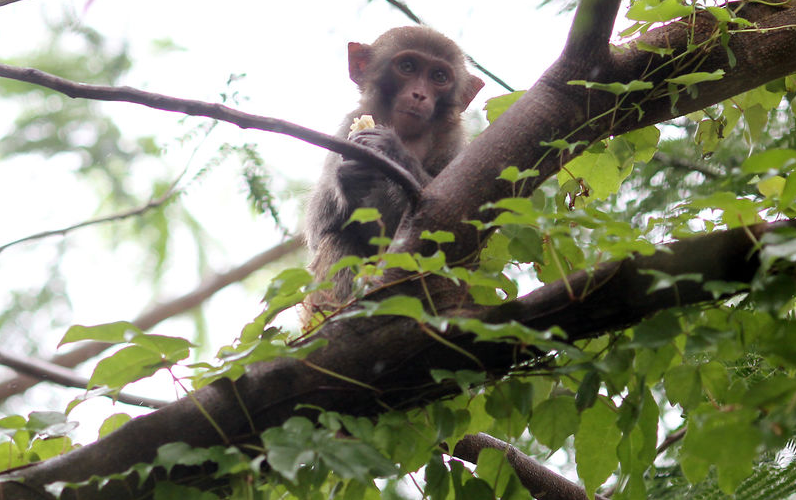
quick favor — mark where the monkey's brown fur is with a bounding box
[304,26,484,317]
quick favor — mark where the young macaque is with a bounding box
[305,26,484,313]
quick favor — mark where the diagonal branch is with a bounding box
[389,3,796,264]
[0,349,167,408]
[0,173,182,254]
[0,64,423,204]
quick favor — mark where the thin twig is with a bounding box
[0,64,423,205]
[656,427,686,455]
[0,182,179,254]
[0,237,304,401]
[0,348,167,408]
[383,0,516,92]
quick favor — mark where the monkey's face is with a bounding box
[388,50,455,139]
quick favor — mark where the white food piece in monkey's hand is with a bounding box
[348,114,376,138]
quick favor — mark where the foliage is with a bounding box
[2,2,796,500]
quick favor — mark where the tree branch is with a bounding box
[1,218,790,499]
[0,64,423,205]
[0,169,183,254]
[562,0,621,59]
[0,237,303,401]
[0,349,167,409]
[454,433,609,500]
[389,3,796,264]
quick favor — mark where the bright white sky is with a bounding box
[0,1,577,442]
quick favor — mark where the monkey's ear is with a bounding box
[348,42,373,86]
[460,75,485,109]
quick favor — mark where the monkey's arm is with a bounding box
[346,127,433,186]
[305,127,428,252]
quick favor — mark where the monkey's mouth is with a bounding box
[396,108,429,121]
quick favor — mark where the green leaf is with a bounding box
[627,0,692,22]
[484,91,526,123]
[156,442,217,475]
[680,407,760,493]
[59,321,143,347]
[706,6,732,22]
[345,295,425,321]
[88,346,166,389]
[97,413,131,439]
[740,148,796,174]
[461,478,494,500]
[568,79,653,95]
[263,268,313,301]
[345,208,382,225]
[25,412,76,439]
[424,453,450,500]
[576,371,601,411]
[740,375,796,408]
[429,369,486,394]
[28,437,72,461]
[262,418,316,482]
[699,361,729,402]
[379,252,419,272]
[558,146,631,201]
[628,310,682,348]
[420,230,455,244]
[503,225,544,263]
[616,387,659,500]
[317,439,397,482]
[131,334,192,360]
[539,140,589,154]
[666,70,725,86]
[530,396,579,451]
[781,171,796,207]
[485,385,514,420]
[474,448,523,498]
[687,192,761,228]
[574,397,621,498]
[664,364,701,410]
[636,40,674,56]
[0,416,26,430]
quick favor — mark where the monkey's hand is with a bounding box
[345,126,432,184]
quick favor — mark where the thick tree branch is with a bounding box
[390,3,796,263]
[1,219,789,499]
[486,221,791,338]
[0,64,423,204]
[562,0,621,60]
[0,349,166,409]
[0,237,302,401]
[454,433,609,500]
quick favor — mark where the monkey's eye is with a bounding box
[397,59,416,74]
[431,69,449,84]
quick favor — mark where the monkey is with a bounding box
[304,26,485,315]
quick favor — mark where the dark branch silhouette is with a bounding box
[0,64,424,205]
